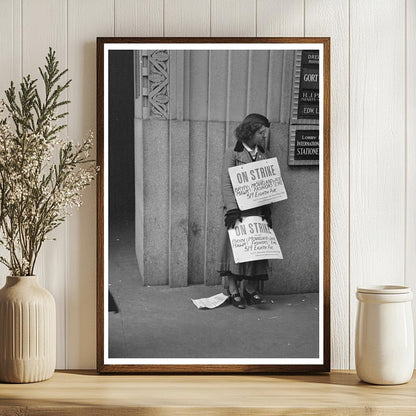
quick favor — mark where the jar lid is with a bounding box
[356,285,411,294]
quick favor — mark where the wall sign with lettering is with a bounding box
[288,125,319,166]
[290,50,320,125]
[288,50,320,166]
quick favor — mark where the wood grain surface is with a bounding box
[305,0,349,372]
[0,370,415,415]
[349,0,406,369]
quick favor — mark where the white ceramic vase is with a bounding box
[355,285,414,385]
[0,276,56,383]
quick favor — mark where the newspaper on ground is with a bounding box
[191,293,230,309]
[228,157,287,210]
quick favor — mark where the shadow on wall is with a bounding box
[108,50,135,234]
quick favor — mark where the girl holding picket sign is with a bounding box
[217,113,273,309]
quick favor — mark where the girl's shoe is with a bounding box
[229,291,246,309]
[243,289,267,305]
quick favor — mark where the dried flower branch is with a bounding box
[0,48,97,276]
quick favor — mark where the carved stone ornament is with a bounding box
[142,50,169,119]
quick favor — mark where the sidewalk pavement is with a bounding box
[109,280,319,359]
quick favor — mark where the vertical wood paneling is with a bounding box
[349,0,406,368]
[406,0,416,365]
[0,0,21,99]
[211,0,255,36]
[22,0,67,369]
[257,0,304,36]
[67,0,113,370]
[305,0,350,370]
[164,0,210,36]
[0,0,21,288]
[115,0,163,36]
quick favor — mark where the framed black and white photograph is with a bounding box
[96,37,330,373]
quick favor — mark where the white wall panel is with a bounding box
[0,0,21,287]
[0,0,21,99]
[211,0,255,37]
[115,0,163,36]
[305,0,350,370]
[349,0,406,368]
[67,0,114,370]
[164,0,210,36]
[406,0,416,365]
[257,0,304,37]
[22,0,68,369]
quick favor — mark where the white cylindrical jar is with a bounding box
[355,285,414,385]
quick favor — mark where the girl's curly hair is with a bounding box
[235,121,264,143]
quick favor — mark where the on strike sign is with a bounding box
[228,216,283,264]
[228,157,287,210]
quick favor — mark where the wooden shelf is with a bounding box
[0,370,415,415]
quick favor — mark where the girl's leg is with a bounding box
[228,276,246,309]
[245,279,258,293]
[228,276,239,295]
